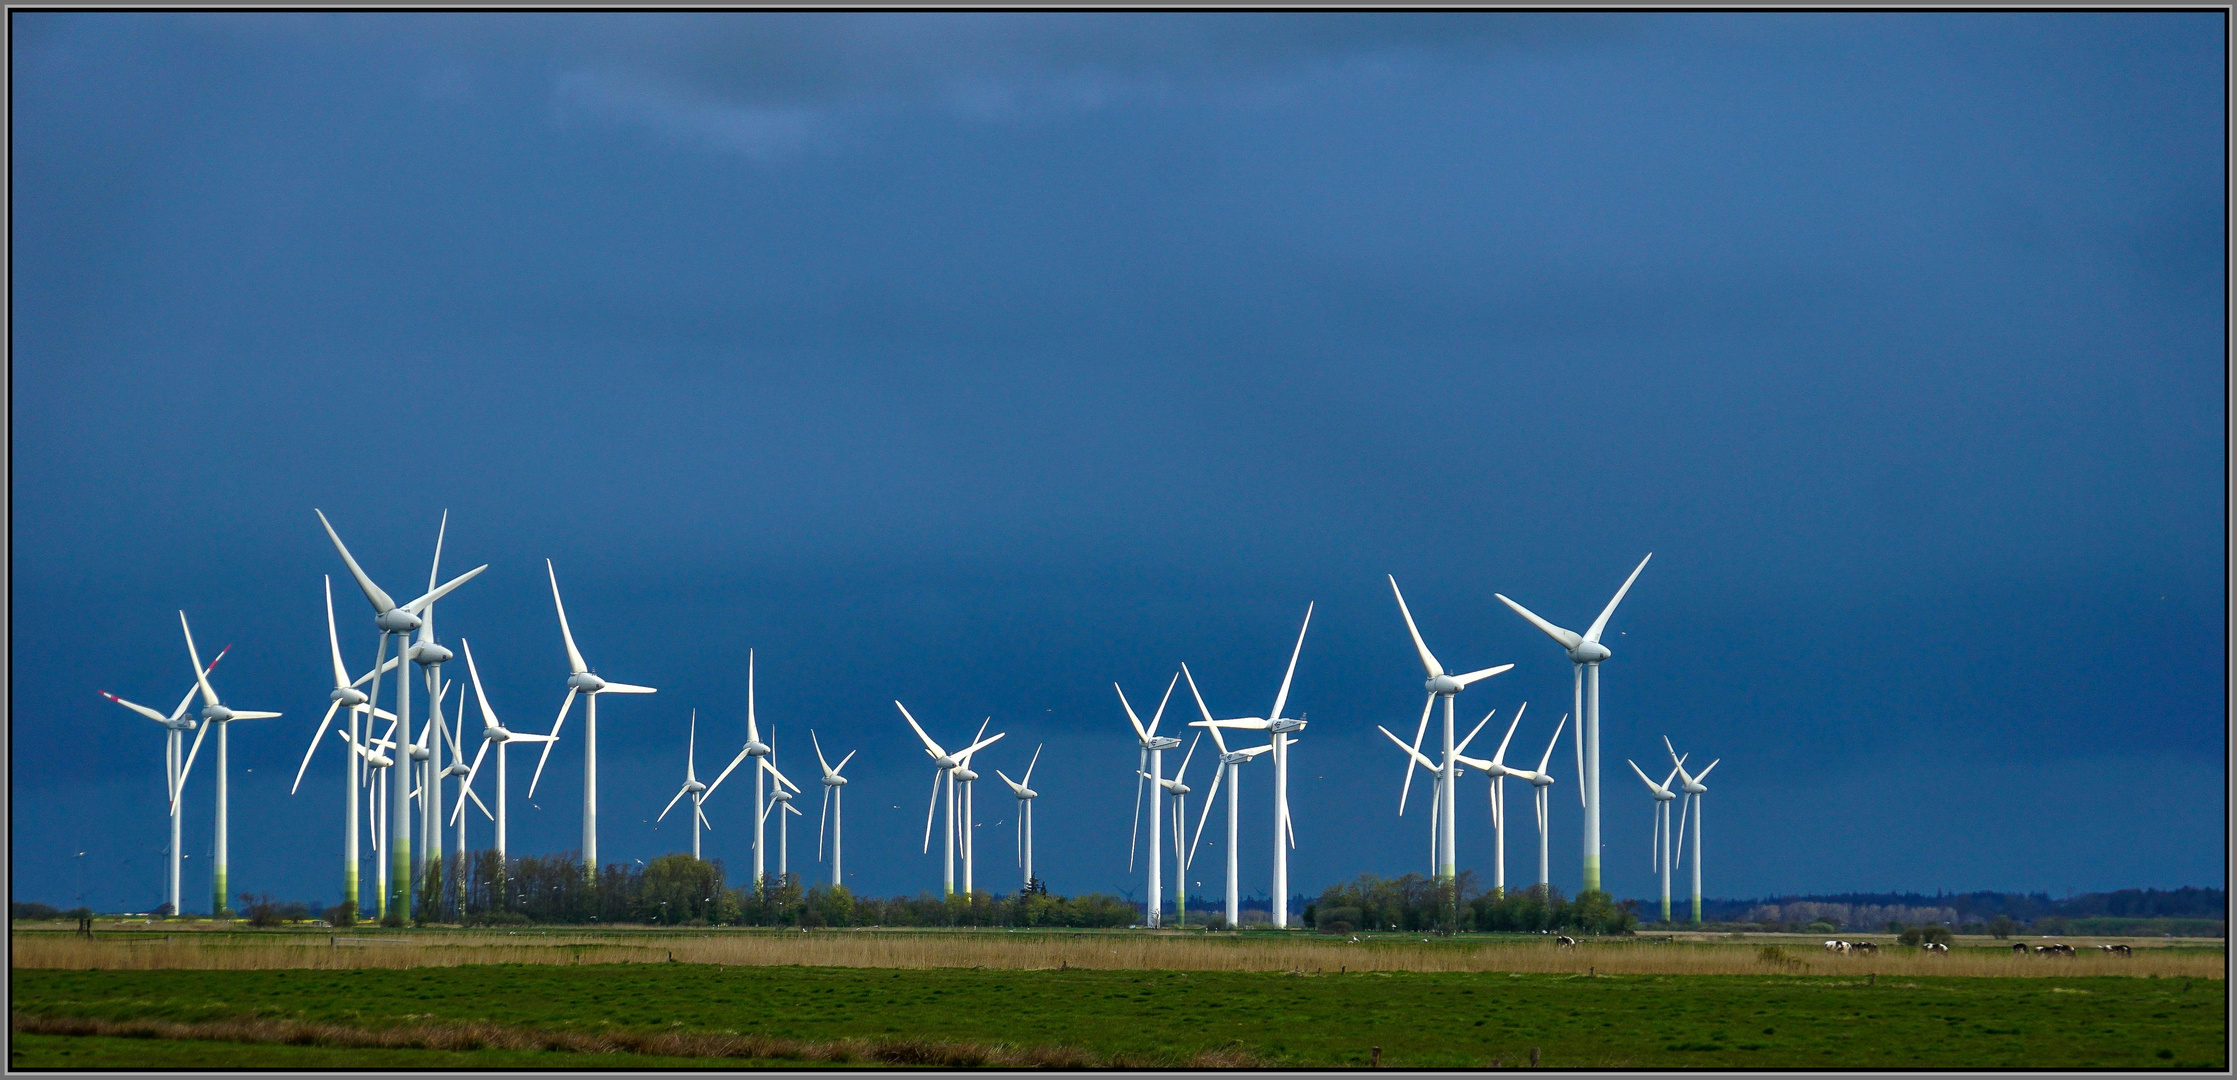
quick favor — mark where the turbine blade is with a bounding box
[426,509,447,594]
[1537,714,1567,775]
[1453,663,1514,688]
[1189,764,1222,866]
[894,701,947,760]
[1627,758,1656,791]
[1128,748,1145,871]
[835,750,855,774]
[463,640,501,730]
[1583,553,1653,644]
[1399,692,1434,814]
[178,612,217,707]
[315,509,397,613]
[1377,725,1437,772]
[1114,684,1150,744]
[1176,731,1200,783]
[325,577,351,689]
[547,561,588,675]
[1663,735,1696,787]
[1022,743,1041,787]
[175,716,212,811]
[1489,702,1528,766]
[1454,707,1497,758]
[922,768,941,854]
[1675,794,1690,869]
[1267,602,1313,724]
[291,699,343,795]
[402,564,487,617]
[812,729,833,776]
[955,731,1006,760]
[599,683,657,694]
[228,711,282,720]
[818,785,831,858]
[1494,593,1582,651]
[1182,667,1230,756]
[658,784,689,823]
[1693,759,1719,784]
[458,738,491,804]
[101,692,170,725]
[528,688,577,797]
[1147,672,1178,739]
[1387,576,1445,677]
[703,745,749,800]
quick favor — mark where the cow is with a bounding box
[1853,941,1879,954]
[2013,942,2030,955]
[1555,935,1579,949]
[2100,944,2132,957]
[1922,942,1949,953]
[2036,943,2075,956]
[1823,940,1844,952]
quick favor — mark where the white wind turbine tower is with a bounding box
[1495,553,1652,895]
[341,719,397,920]
[1388,577,1515,885]
[288,578,399,921]
[1117,675,1179,927]
[452,639,554,865]
[1496,713,1568,891]
[951,719,996,895]
[758,731,803,881]
[1193,603,1314,928]
[1627,756,1684,923]
[409,515,461,896]
[812,732,855,889]
[656,711,714,859]
[993,745,1041,892]
[1182,665,1272,929]
[176,612,280,917]
[1156,733,1203,925]
[895,702,1005,896]
[1378,707,1510,886]
[530,560,657,876]
[101,644,228,917]
[316,509,488,921]
[1665,737,1719,924]
[1452,704,1533,897]
[704,651,771,892]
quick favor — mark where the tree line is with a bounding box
[1304,872,1640,936]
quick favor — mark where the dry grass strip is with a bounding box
[12,1011,1250,1068]
[14,931,2224,979]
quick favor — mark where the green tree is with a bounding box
[641,854,727,924]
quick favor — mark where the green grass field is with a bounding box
[11,964,2226,1069]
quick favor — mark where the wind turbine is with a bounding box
[655,711,712,858]
[1626,756,1684,923]
[1154,733,1203,926]
[289,578,400,922]
[1376,723,1444,875]
[452,638,554,865]
[1387,577,1515,884]
[1183,665,1271,929]
[341,720,397,920]
[1495,553,1652,895]
[529,560,656,876]
[1665,737,1719,924]
[704,651,771,892]
[894,702,1004,896]
[101,643,228,917]
[1451,704,1531,897]
[993,745,1041,892]
[1192,603,1314,928]
[812,731,855,889]
[1497,714,1568,891]
[315,508,488,921]
[1117,675,1179,927]
[409,515,460,896]
[754,731,803,883]
[952,719,997,895]
[176,612,280,918]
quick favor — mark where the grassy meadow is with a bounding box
[10,928,2226,1069]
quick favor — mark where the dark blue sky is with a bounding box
[13,12,2224,913]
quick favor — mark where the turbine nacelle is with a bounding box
[330,686,369,708]
[1144,736,1183,752]
[1016,787,1037,800]
[953,767,979,783]
[1567,641,1612,664]
[822,775,847,787]
[375,608,423,634]
[684,779,707,794]
[1268,718,1306,734]
[567,672,607,694]
[412,642,454,666]
[1426,674,1464,695]
[200,704,234,724]
[771,788,793,803]
[744,740,770,758]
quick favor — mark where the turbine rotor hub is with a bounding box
[375,609,422,633]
